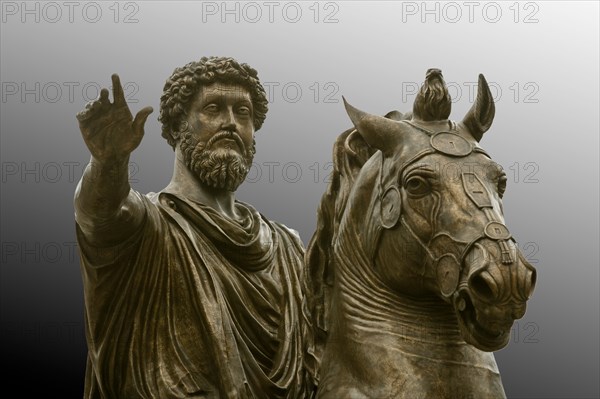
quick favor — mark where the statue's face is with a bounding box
[187,82,255,152]
[179,82,256,191]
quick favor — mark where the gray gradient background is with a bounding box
[1,1,598,397]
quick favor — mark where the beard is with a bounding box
[413,71,452,121]
[179,131,255,192]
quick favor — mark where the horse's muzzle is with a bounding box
[454,239,537,351]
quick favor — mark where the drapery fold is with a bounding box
[77,190,314,398]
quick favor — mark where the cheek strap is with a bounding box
[380,185,402,229]
[462,172,515,264]
[399,216,466,298]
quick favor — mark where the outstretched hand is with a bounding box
[76,74,153,163]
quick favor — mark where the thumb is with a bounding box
[132,106,154,135]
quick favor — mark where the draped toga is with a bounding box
[76,190,315,398]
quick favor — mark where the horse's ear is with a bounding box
[343,97,405,156]
[462,74,495,142]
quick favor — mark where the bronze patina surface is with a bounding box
[306,69,537,398]
[74,57,315,398]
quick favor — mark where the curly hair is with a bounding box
[159,56,269,149]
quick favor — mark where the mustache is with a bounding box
[179,131,255,191]
[205,130,246,153]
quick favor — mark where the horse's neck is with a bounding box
[322,246,502,397]
[317,135,505,398]
[336,152,383,257]
[332,237,463,348]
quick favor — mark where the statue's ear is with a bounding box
[380,186,402,229]
[171,120,189,142]
[462,74,495,142]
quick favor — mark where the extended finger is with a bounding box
[132,106,154,135]
[76,100,102,122]
[99,88,110,105]
[112,73,126,106]
[76,108,92,122]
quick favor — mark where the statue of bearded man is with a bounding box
[74,56,316,398]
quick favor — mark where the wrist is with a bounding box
[85,155,131,189]
[89,155,130,170]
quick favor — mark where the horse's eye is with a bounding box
[498,175,507,198]
[405,176,431,197]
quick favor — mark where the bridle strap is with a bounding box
[380,120,515,278]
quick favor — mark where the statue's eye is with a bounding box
[405,176,431,197]
[237,106,251,116]
[498,175,507,198]
[203,104,219,113]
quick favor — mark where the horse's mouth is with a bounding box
[455,293,511,351]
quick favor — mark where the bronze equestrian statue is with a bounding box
[306,69,537,398]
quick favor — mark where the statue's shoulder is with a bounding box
[241,201,304,248]
[129,191,177,223]
[271,220,303,243]
[144,191,179,211]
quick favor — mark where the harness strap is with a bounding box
[380,120,515,284]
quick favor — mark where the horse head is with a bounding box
[342,70,537,352]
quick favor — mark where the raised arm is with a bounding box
[74,74,153,245]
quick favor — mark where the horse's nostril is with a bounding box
[471,273,497,301]
[527,269,537,299]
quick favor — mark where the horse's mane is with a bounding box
[305,110,408,368]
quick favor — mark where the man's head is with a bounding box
[159,57,269,191]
